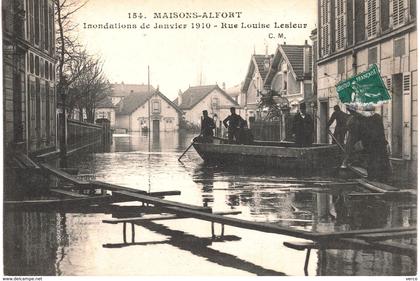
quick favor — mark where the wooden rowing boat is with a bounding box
[192,137,341,170]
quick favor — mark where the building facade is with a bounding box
[317,0,417,182]
[241,54,271,121]
[116,90,181,132]
[3,0,56,155]
[95,96,117,127]
[264,43,313,113]
[175,85,241,127]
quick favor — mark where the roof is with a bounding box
[253,55,270,80]
[96,96,116,108]
[117,90,182,115]
[264,44,312,87]
[111,83,156,97]
[279,44,312,80]
[175,85,239,110]
[241,54,272,93]
[225,83,242,97]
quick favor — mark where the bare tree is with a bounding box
[68,51,111,122]
[55,0,111,123]
[55,0,88,96]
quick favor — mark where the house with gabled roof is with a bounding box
[264,42,313,113]
[241,54,273,120]
[110,82,156,106]
[95,96,118,127]
[115,88,182,132]
[174,84,241,127]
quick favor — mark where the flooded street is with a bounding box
[4,132,417,276]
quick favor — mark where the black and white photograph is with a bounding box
[1,0,418,277]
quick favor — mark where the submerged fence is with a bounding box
[62,118,112,153]
[250,115,296,142]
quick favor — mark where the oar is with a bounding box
[327,129,346,153]
[178,135,200,161]
[314,115,346,153]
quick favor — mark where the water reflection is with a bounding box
[3,131,417,276]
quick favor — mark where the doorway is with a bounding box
[391,74,403,158]
[153,120,160,134]
[319,100,329,143]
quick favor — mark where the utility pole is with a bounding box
[148,65,151,133]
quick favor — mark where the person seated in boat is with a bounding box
[236,121,254,145]
[292,103,314,147]
[327,105,350,146]
[200,110,215,143]
[223,107,246,143]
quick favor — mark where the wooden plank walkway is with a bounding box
[40,163,90,186]
[35,159,417,265]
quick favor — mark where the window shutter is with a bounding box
[382,76,393,142]
[366,0,378,38]
[336,0,346,49]
[321,0,331,56]
[392,0,407,27]
[402,72,411,159]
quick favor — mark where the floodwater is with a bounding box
[3,131,417,276]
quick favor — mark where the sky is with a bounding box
[73,0,317,100]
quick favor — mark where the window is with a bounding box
[336,0,346,50]
[44,0,49,50]
[366,0,379,38]
[27,0,34,42]
[49,4,54,53]
[34,0,40,45]
[337,58,345,75]
[368,47,378,65]
[45,61,49,79]
[35,56,39,76]
[29,53,34,73]
[40,59,44,78]
[49,63,53,80]
[394,37,405,57]
[391,0,408,27]
[152,100,161,113]
[320,0,331,57]
[212,97,219,109]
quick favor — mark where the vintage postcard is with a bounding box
[2,0,418,278]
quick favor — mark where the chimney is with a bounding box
[178,89,183,105]
[222,82,226,90]
[303,42,311,75]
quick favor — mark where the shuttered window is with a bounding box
[402,72,411,159]
[49,4,54,54]
[34,0,40,45]
[27,0,34,43]
[394,37,405,57]
[366,0,379,38]
[391,0,408,27]
[336,0,346,50]
[368,47,378,65]
[320,0,331,57]
[44,0,49,51]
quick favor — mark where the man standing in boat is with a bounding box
[327,105,349,146]
[343,105,391,182]
[292,103,314,147]
[223,107,245,143]
[200,110,216,142]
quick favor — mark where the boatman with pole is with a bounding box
[327,105,349,146]
[336,65,392,182]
